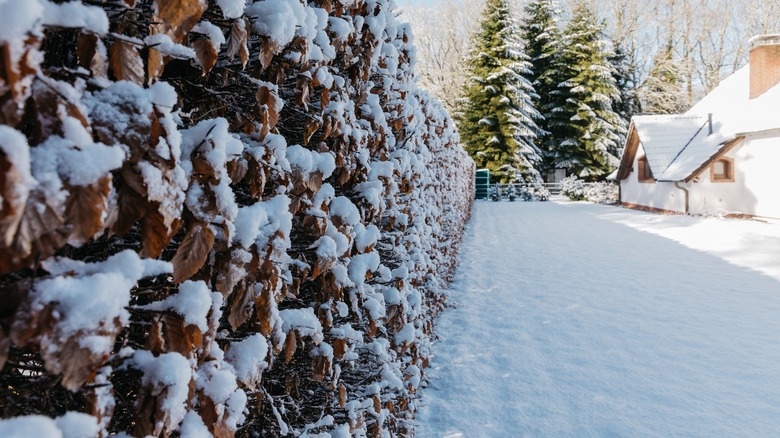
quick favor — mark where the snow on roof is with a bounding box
[632,115,708,179]
[658,119,732,181]
[624,64,780,182]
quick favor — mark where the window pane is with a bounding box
[714,161,725,175]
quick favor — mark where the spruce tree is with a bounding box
[520,0,565,178]
[554,1,626,180]
[458,0,543,183]
[610,44,642,120]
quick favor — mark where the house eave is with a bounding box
[682,136,746,182]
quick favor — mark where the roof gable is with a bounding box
[633,115,708,179]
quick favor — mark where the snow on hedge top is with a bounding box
[330,196,361,226]
[280,308,323,344]
[0,0,44,41]
[246,0,306,47]
[38,251,170,338]
[32,129,125,187]
[138,280,213,332]
[42,1,108,35]
[286,145,336,179]
[179,412,211,438]
[0,415,62,438]
[192,21,225,50]
[234,195,293,250]
[54,412,100,438]
[0,0,107,42]
[225,334,269,388]
[0,126,34,202]
[216,0,247,19]
[131,351,192,428]
[181,118,244,179]
[145,34,196,59]
[0,412,99,438]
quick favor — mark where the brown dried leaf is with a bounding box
[77,33,107,77]
[226,158,248,184]
[254,285,274,336]
[172,221,215,283]
[158,313,203,357]
[226,18,248,68]
[192,39,218,75]
[76,33,96,70]
[258,38,276,71]
[283,330,296,364]
[0,150,30,248]
[191,154,219,179]
[333,338,347,360]
[373,394,381,414]
[303,118,321,146]
[228,281,253,329]
[153,0,207,43]
[321,88,331,111]
[198,394,234,438]
[110,181,147,237]
[140,207,171,259]
[147,47,165,84]
[312,355,329,382]
[1,39,40,104]
[256,85,279,130]
[109,40,144,85]
[338,383,347,408]
[295,76,311,110]
[65,176,111,245]
[0,189,67,274]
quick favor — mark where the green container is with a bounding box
[475,169,491,199]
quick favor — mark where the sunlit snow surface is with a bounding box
[417,199,780,437]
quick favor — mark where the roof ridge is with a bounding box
[661,118,709,174]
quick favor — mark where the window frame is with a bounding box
[637,155,655,183]
[710,156,735,183]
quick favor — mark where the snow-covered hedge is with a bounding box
[0,0,473,436]
[561,176,617,204]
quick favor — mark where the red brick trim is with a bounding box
[620,202,682,215]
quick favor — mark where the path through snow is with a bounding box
[417,200,780,437]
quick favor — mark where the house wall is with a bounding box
[687,144,748,216]
[619,144,686,214]
[689,131,780,218]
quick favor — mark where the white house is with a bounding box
[616,34,780,219]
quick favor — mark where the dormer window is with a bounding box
[637,155,654,183]
[711,157,734,182]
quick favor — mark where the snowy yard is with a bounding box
[417,199,780,437]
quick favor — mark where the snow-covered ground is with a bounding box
[416,199,780,437]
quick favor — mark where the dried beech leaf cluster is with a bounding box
[0,0,473,436]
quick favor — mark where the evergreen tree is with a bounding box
[553,1,626,180]
[520,0,565,178]
[642,42,687,114]
[458,0,543,183]
[610,43,642,121]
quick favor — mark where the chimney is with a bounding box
[749,34,780,99]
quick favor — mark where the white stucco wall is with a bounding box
[621,131,780,218]
[717,131,780,218]
[619,144,687,213]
